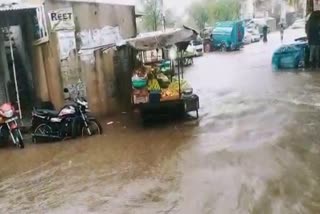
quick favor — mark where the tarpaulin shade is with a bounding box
[125,26,198,51]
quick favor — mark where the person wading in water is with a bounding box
[262,25,268,43]
[280,22,285,42]
[306,12,320,69]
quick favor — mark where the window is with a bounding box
[32,5,49,45]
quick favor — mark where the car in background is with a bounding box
[243,31,253,45]
[187,39,204,56]
[243,29,260,44]
[290,19,305,29]
[247,28,260,42]
[246,18,273,36]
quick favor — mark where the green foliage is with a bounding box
[140,0,162,31]
[188,3,209,30]
[208,0,241,22]
[188,0,243,29]
[139,0,176,31]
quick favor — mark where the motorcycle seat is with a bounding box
[34,109,59,117]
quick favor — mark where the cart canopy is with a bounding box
[125,26,198,51]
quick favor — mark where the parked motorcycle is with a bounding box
[32,97,102,143]
[0,102,24,149]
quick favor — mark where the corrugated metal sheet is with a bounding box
[0,3,38,12]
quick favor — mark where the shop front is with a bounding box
[124,27,200,122]
[0,2,48,121]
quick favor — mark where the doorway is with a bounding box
[0,5,48,121]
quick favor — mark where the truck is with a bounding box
[203,21,245,52]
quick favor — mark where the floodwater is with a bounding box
[1,29,320,214]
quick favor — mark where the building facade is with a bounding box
[0,0,137,118]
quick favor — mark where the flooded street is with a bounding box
[2,29,320,214]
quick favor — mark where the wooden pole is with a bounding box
[7,24,22,119]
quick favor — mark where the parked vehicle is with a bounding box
[290,19,305,29]
[272,37,308,70]
[0,102,24,149]
[247,28,261,42]
[205,21,244,52]
[201,27,213,53]
[187,38,204,56]
[243,31,253,45]
[32,96,102,143]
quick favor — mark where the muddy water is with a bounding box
[1,29,320,213]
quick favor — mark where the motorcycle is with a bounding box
[0,102,24,149]
[31,97,102,143]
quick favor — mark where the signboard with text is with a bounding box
[57,30,76,60]
[48,8,75,31]
[77,26,122,50]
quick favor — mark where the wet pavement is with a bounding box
[2,29,320,214]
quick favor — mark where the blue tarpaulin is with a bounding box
[272,41,308,70]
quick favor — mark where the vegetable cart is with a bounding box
[124,26,200,122]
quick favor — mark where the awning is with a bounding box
[0,2,38,12]
[125,26,198,51]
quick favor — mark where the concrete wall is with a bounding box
[45,1,136,38]
[22,9,65,110]
[42,1,136,115]
[73,4,136,38]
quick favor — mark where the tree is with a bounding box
[207,0,241,22]
[188,0,241,30]
[188,3,209,29]
[139,0,161,31]
[138,0,178,32]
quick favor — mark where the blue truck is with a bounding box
[204,21,245,52]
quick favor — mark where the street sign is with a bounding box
[48,7,75,31]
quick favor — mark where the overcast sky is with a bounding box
[164,0,196,10]
[135,0,198,15]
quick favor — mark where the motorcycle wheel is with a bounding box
[33,124,52,143]
[81,119,102,137]
[12,129,24,149]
